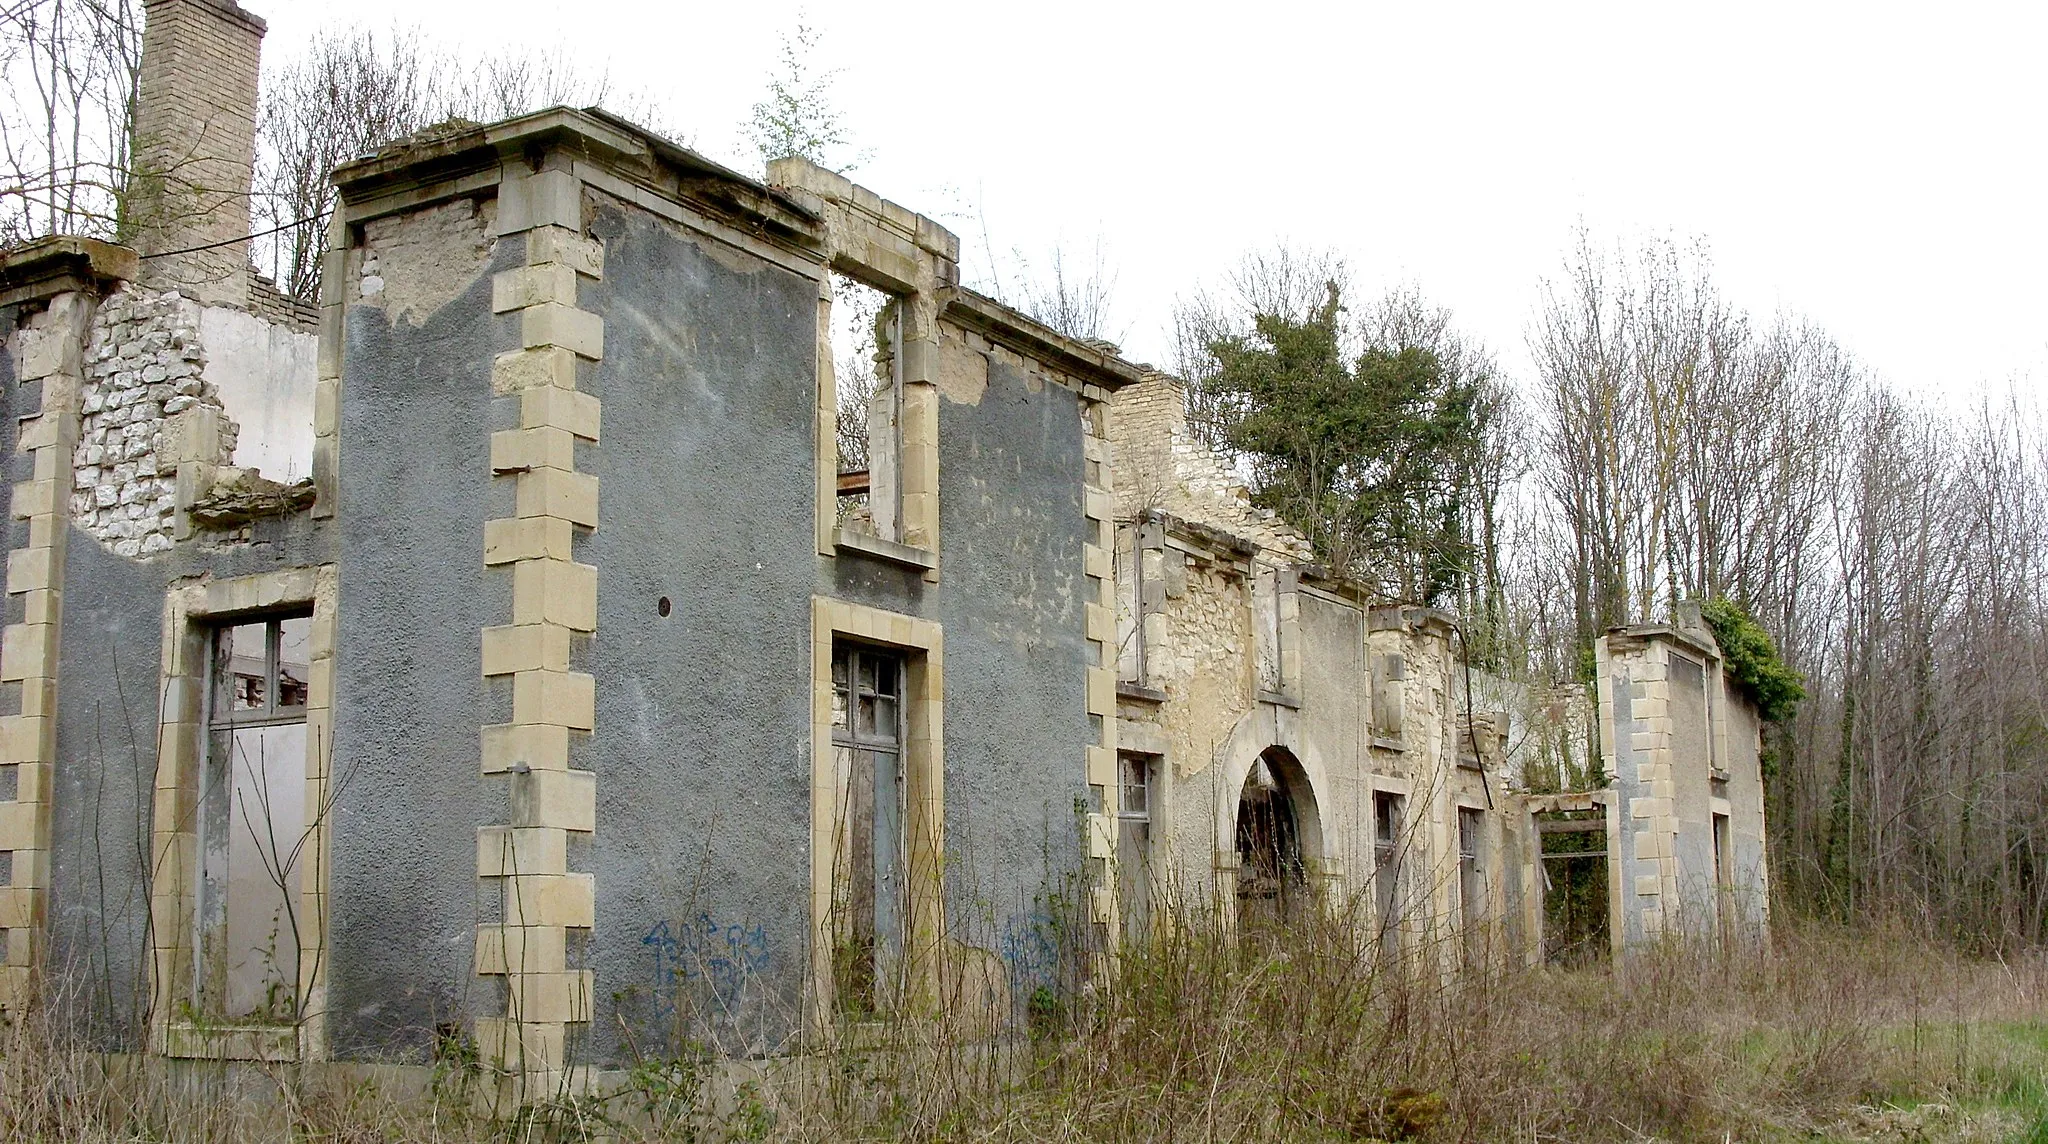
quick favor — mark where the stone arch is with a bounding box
[1212,706,1337,925]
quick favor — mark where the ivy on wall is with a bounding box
[1701,598,1806,723]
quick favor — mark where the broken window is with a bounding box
[830,642,905,1015]
[1712,813,1731,887]
[1116,753,1155,943]
[198,613,311,1023]
[1373,791,1403,946]
[1458,807,1484,965]
[831,274,901,540]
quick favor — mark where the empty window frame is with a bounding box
[831,274,902,540]
[1458,807,1485,964]
[198,614,312,1023]
[1373,791,1403,944]
[1712,813,1731,888]
[1116,753,1156,942]
[830,642,906,1015]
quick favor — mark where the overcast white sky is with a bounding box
[259,0,2045,397]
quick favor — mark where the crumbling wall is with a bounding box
[70,288,237,556]
[1153,552,1256,779]
[1107,372,1311,563]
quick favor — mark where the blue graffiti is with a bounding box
[641,914,770,1021]
[996,910,1058,997]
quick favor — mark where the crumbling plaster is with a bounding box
[198,305,315,482]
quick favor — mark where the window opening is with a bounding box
[1373,791,1403,947]
[1458,807,1484,965]
[1116,753,1154,942]
[1712,811,1733,945]
[198,613,311,1023]
[1536,809,1610,965]
[1712,813,1730,887]
[831,273,901,540]
[830,642,905,1015]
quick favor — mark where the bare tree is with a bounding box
[744,17,864,172]
[1523,226,2048,947]
[250,28,440,301]
[0,0,141,245]
[1003,237,1122,344]
[253,28,643,304]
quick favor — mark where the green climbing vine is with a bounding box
[1700,597,1805,723]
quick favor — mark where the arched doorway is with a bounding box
[1235,747,1319,926]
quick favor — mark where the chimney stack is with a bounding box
[130,0,265,308]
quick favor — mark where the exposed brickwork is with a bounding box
[248,277,319,331]
[131,0,265,307]
[1107,371,1311,562]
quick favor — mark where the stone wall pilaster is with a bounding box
[1081,394,1121,966]
[0,289,93,1006]
[475,167,603,1104]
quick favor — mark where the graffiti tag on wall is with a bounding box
[641,914,770,1024]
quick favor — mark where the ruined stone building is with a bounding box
[0,0,1769,1102]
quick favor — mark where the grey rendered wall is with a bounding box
[323,239,516,1059]
[823,351,1092,1015]
[1668,654,1717,933]
[921,352,1091,1008]
[577,203,819,1061]
[565,204,1093,1060]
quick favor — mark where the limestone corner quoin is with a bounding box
[0,0,1768,1103]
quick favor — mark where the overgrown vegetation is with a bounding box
[1184,273,1511,614]
[4,919,2044,1142]
[1702,596,1807,723]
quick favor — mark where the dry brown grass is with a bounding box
[4,918,2045,1142]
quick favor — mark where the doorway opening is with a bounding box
[1235,748,1318,928]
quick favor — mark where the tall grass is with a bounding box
[3,915,2044,1142]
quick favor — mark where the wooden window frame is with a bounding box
[808,597,942,1034]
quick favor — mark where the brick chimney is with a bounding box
[130,0,265,308]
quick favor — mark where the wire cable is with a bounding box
[139,208,330,260]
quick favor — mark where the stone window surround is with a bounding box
[807,596,942,1033]
[792,190,943,580]
[1369,777,1417,949]
[146,564,336,1061]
